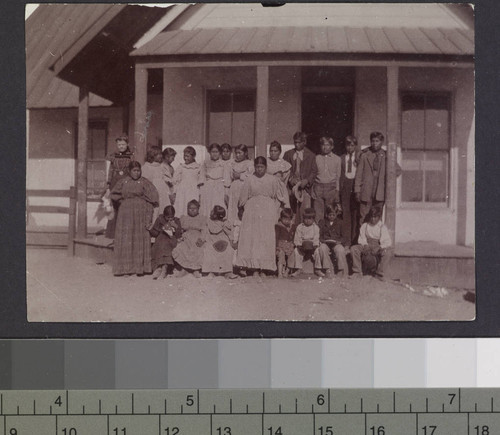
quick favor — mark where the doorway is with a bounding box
[301,92,354,156]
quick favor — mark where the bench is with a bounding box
[26,187,76,255]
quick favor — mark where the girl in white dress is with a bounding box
[172,146,201,217]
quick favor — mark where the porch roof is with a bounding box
[131,26,474,58]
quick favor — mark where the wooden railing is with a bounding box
[26,187,77,255]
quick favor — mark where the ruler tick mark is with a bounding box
[17,406,19,415]
[426,398,429,413]
[33,400,36,415]
[295,398,298,413]
[83,405,86,415]
[475,403,478,412]
[410,403,412,413]
[246,404,249,414]
[164,399,167,414]
[491,398,494,412]
[181,404,184,414]
[115,405,118,415]
[442,403,445,412]
[99,400,102,415]
[148,405,151,414]
[361,398,363,413]
[230,398,233,414]
[344,403,347,413]
[279,404,282,414]
[393,391,396,413]
[377,403,380,413]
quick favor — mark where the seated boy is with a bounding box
[292,208,333,278]
[317,204,349,277]
[275,208,296,278]
[350,207,393,278]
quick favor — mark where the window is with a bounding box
[400,93,450,205]
[207,91,256,158]
[75,120,109,199]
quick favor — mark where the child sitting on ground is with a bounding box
[202,205,238,279]
[149,205,182,280]
[318,204,349,278]
[350,206,392,279]
[292,208,333,278]
[275,208,295,278]
[172,199,206,278]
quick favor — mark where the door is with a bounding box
[301,93,354,156]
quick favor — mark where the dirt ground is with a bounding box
[26,248,475,323]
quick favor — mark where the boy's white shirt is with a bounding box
[358,221,392,249]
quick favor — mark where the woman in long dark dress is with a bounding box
[111,161,159,276]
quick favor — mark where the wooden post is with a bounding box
[122,102,130,138]
[385,66,399,243]
[76,86,89,238]
[163,68,169,149]
[255,66,269,157]
[134,65,148,164]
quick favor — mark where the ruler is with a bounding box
[0,389,499,435]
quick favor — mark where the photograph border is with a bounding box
[3,0,498,338]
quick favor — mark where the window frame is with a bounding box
[205,88,257,157]
[399,91,452,209]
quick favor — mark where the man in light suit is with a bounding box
[354,132,386,227]
[283,131,318,222]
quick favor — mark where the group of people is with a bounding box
[105,131,393,280]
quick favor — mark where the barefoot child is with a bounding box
[202,205,237,278]
[172,200,206,278]
[149,205,182,279]
[275,208,295,278]
[292,208,333,278]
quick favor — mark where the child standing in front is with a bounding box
[227,144,254,223]
[312,136,341,222]
[292,208,333,278]
[172,199,206,278]
[161,147,176,206]
[275,208,295,278]
[340,135,359,246]
[142,146,171,223]
[149,205,182,280]
[199,143,228,218]
[318,204,349,277]
[350,206,393,279]
[202,205,237,278]
[173,146,201,220]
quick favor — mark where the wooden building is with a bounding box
[26,3,474,248]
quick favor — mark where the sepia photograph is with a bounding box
[25,2,475,323]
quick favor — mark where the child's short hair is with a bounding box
[234,144,249,158]
[302,208,316,220]
[280,208,293,220]
[370,131,384,141]
[345,135,358,146]
[146,145,162,163]
[293,131,307,142]
[163,205,176,218]
[369,206,383,219]
[162,147,176,159]
[128,161,141,171]
[183,146,196,157]
[115,134,129,143]
[254,156,267,167]
[207,143,221,153]
[325,204,341,217]
[269,140,282,153]
[187,199,200,209]
[210,205,226,221]
[221,143,232,153]
[319,136,334,148]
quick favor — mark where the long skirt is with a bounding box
[235,195,277,271]
[113,197,153,275]
[172,229,204,270]
[200,179,226,218]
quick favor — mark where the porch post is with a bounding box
[385,66,399,242]
[162,68,169,149]
[255,66,269,157]
[134,65,148,164]
[77,85,89,238]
